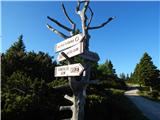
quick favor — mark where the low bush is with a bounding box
[149,90,159,99]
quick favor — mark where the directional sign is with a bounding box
[57,42,84,62]
[55,63,84,77]
[80,51,100,62]
[55,33,84,52]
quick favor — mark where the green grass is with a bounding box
[85,87,149,120]
[138,90,160,102]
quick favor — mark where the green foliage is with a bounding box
[23,51,56,82]
[1,35,151,120]
[1,36,58,120]
[2,35,26,77]
[2,71,34,119]
[138,88,160,101]
[6,35,25,54]
[98,59,116,80]
[90,61,99,80]
[131,52,159,88]
[48,78,68,88]
[87,94,104,104]
[98,78,127,90]
[2,36,56,82]
[2,71,61,120]
[149,90,159,99]
[119,73,130,81]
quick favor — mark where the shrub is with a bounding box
[150,90,159,99]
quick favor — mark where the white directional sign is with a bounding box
[57,42,84,62]
[55,33,84,52]
[80,51,99,62]
[55,63,84,77]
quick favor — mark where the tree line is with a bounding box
[2,35,159,120]
[1,35,127,120]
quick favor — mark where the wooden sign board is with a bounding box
[55,63,84,77]
[80,51,99,62]
[57,42,84,62]
[55,33,84,52]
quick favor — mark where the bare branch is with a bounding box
[46,24,69,39]
[82,0,90,14]
[12,88,25,94]
[61,3,76,30]
[75,1,90,34]
[64,94,74,102]
[76,0,81,14]
[60,106,72,111]
[53,84,69,90]
[87,6,93,28]
[47,16,72,31]
[88,16,116,30]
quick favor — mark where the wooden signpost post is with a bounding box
[46,0,115,120]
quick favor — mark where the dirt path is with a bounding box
[125,88,160,120]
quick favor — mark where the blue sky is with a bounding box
[1,1,160,75]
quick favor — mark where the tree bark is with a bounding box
[47,1,115,120]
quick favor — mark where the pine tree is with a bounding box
[139,53,159,87]
[98,59,116,80]
[2,35,26,77]
[6,35,25,55]
[2,35,57,120]
[132,63,141,84]
[105,60,116,76]
[133,52,159,89]
[119,73,126,80]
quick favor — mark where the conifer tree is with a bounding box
[98,59,116,80]
[139,53,159,87]
[105,60,116,76]
[2,35,26,77]
[6,35,25,55]
[132,52,159,89]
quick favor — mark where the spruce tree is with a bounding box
[2,35,26,77]
[6,35,25,55]
[105,60,116,76]
[132,63,141,84]
[133,52,159,89]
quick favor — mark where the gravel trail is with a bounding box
[125,89,160,120]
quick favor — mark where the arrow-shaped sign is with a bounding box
[55,63,84,77]
[57,42,84,62]
[55,33,84,52]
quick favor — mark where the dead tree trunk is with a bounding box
[46,1,115,120]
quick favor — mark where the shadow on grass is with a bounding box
[84,89,149,120]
